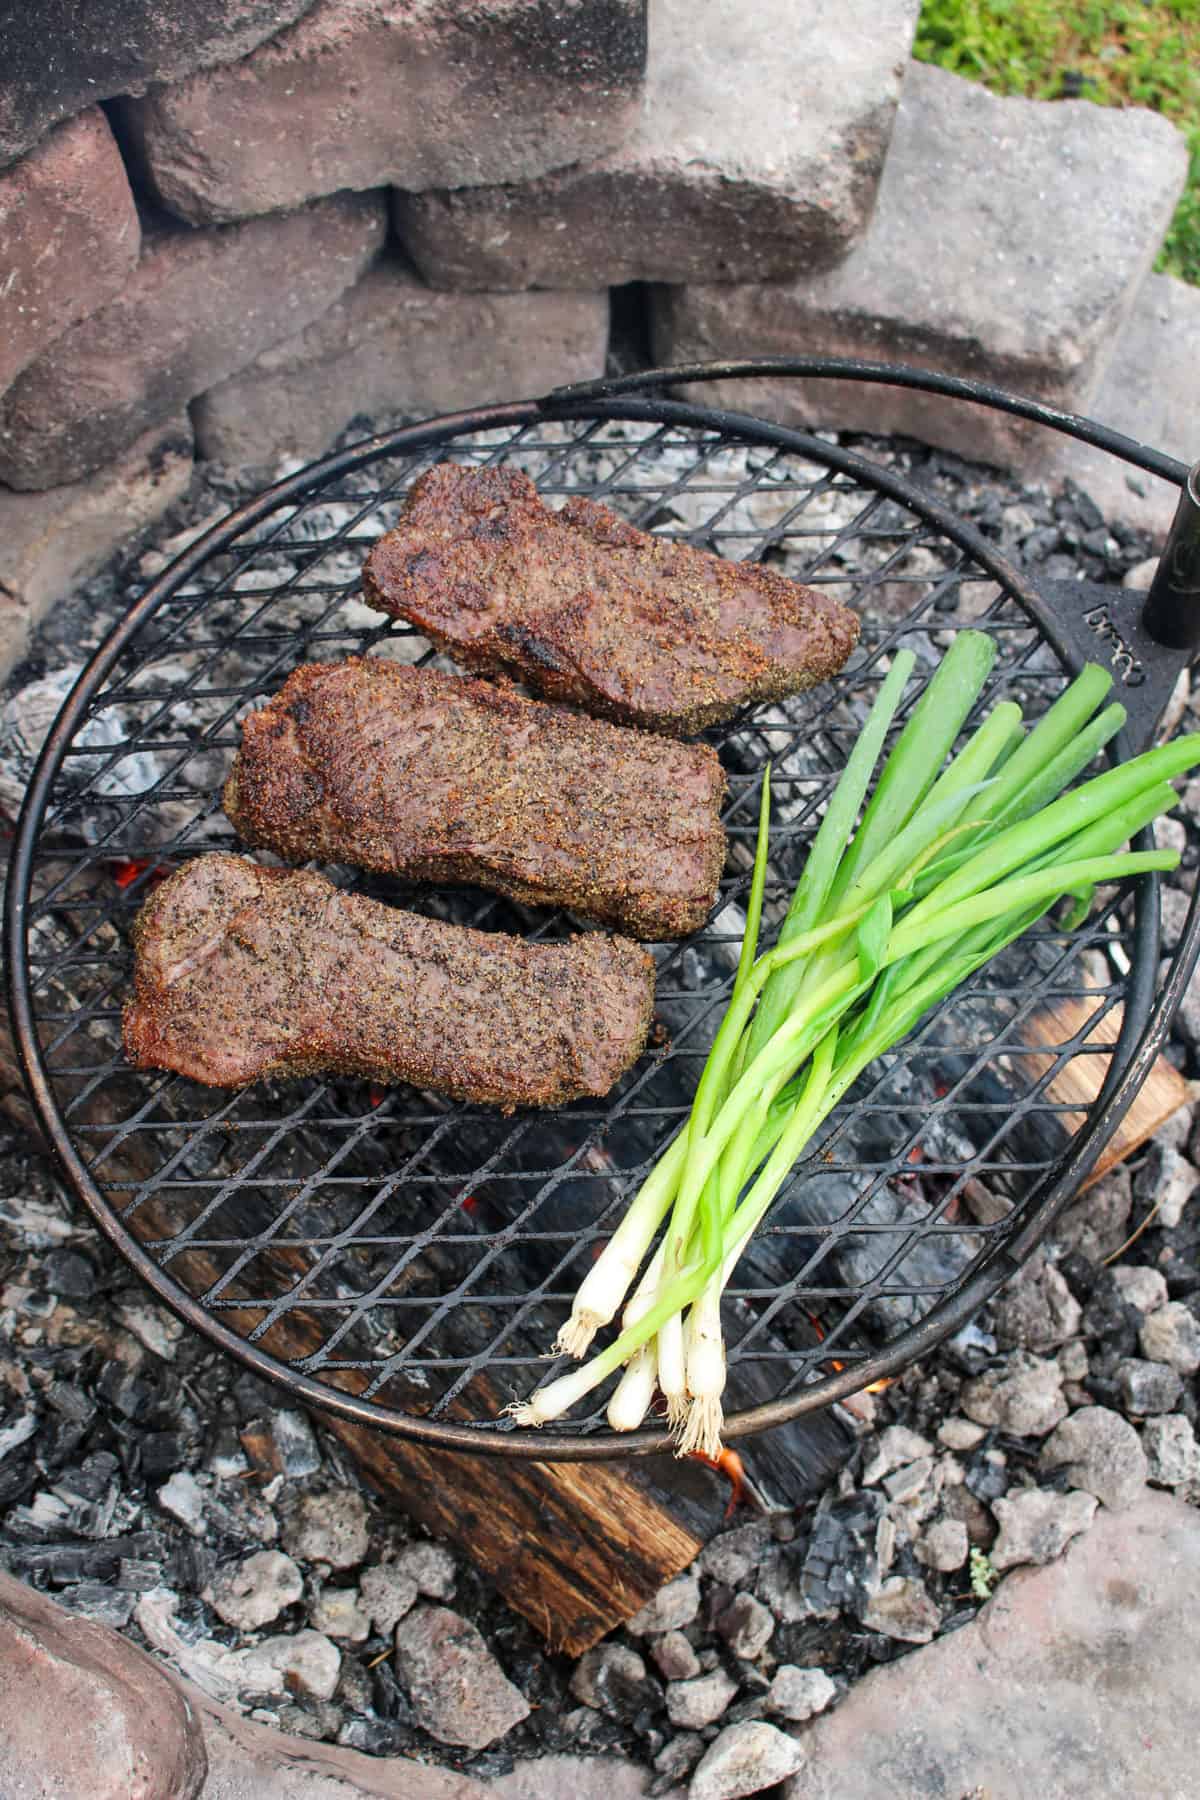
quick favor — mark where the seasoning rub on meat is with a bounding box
[123,855,655,1108]
[223,659,727,941]
[362,463,860,736]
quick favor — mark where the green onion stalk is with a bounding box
[509,634,1199,1454]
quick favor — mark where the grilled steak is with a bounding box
[123,854,654,1108]
[362,463,860,735]
[223,659,727,940]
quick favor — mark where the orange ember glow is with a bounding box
[688,1445,749,1518]
[111,858,152,889]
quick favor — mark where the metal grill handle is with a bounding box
[1144,459,1200,651]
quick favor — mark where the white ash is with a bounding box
[206,1550,303,1631]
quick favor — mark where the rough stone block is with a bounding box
[0,0,318,167]
[1042,273,1200,538]
[118,0,647,226]
[192,258,608,471]
[396,0,918,290]
[0,191,385,490]
[651,62,1189,468]
[0,1567,207,1798]
[0,417,193,682]
[0,110,140,395]
[784,1492,1200,1800]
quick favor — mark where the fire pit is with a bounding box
[6,359,1199,1461]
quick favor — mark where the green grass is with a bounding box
[913,0,1200,285]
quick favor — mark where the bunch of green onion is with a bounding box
[509,632,1199,1454]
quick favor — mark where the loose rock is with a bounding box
[961,1351,1069,1437]
[861,1424,934,1486]
[697,1522,773,1587]
[714,1591,774,1660]
[650,1629,700,1682]
[664,1666,738,1729]
[1143,1415,1200,1496]
[1039,1407,1149,1511]
[393,1540,457,1602]
[626,1572,701,1637]
[234,1629,341,1702]
[1111,1266,1169,1315]
[690,1719,805,1800]
[990,1488,1098,1570]
[1116,1358,1185,1416]
[358,1562,418,1635]
[767,1664,837,1722]
[936,1418,987,1452]
[281,1487,370,1571]
[569,1643,659,1722]
[860,1576,941,1644]
[1138,1302,1200,1374]
[990,1252,1082,1352]
[308,1586,370,1643]
[206,1550,302,1631]
[395,1605,529,1749]
[914,1518,970,1572]
[0,1569,208,1799]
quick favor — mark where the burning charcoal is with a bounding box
[359,1562,418,1634]
[570,1643,660,1721]
[1115,1359,1185,1416]
[395,1606,531,1748]
[652,1731,706,1795]
[57,1582,136,1629]
[206,1424,249,1481]
[281,1488,369,1571]
[989,1487,1098,1569]
[1138,1304,1200,1375]
[1038,1407,1148,1510]
[333,1652,374,1714]
[96,1362,150,1421]
[115,1558,163,1592]
[1053,1167,1133,1264]
[156,1471,207,1536]
[626,1572,701,1637]
[393,1540,456,1601]
[665,1668,739,1730]
[1142,1416,1200,1495]
[45,1382,93,1427]
[714,1592,774,1661]
[783,1488,885,1625]
[116,1302,183,1363]
[942,1322,997,1377]
[1111,1266,1169,1315]
[766,1664,837,1721]
[270,1409,321,1478]
[206,1549,303,1630]
[860,1575,941,1644]
[690,1720,804,1799]
[140,1432,188,1480]
[649,1631,700,1682]
[1135,1142,1199,1231]
[369,1654,415,1725]
[964,1449,1010,1504]
[0,1413,38,1464]
[337,1719,406,1755]
[41,1250,96,1300]
[960,1351,1068,1438]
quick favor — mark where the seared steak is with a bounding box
[123,855,654,1108]
[223,659,727,940]
[362,463,860,735]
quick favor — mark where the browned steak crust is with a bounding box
[361,463,860,735]
[123,855,655,1108]
[223,659,727,941]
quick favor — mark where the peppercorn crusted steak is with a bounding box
[223,659,727,940]
[361,464,860,736]
[123,855,655,1108]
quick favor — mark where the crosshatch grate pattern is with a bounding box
[18,415,1149,1443]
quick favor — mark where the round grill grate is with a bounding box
[5,375,1192,1457]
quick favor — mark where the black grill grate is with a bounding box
[6,393,1181,1456]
